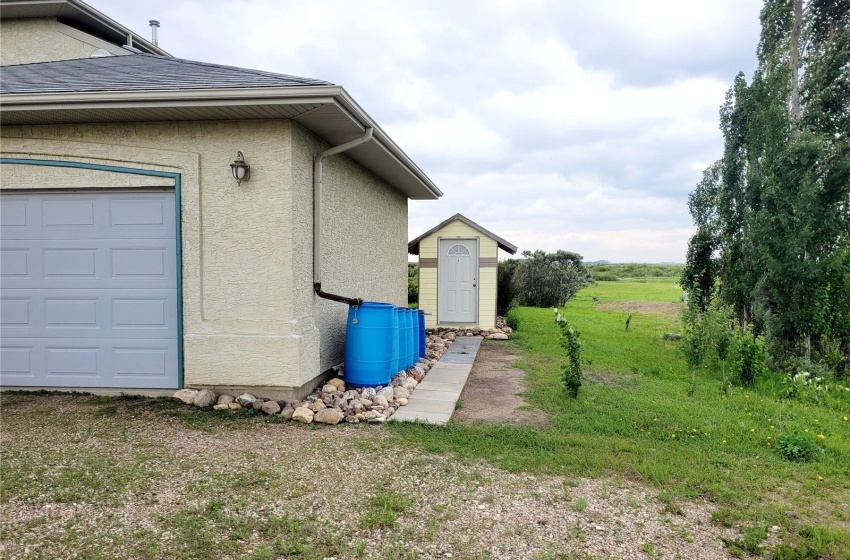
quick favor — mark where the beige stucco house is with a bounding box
[409,214,516,330]
[0,0,442,398]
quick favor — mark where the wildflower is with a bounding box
[671,434,676,438]
[843,416,848,422]
[722,439,727,444]
[815,419,819,423]
[817,434,825,440]
[818,475,824,481]
[750,428,755,433]
[804,429,809,433]
[745,395,750,399]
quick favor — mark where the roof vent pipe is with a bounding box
[313,127,374,306]
[149,20,160,46]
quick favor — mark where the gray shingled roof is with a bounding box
[0,54,333,94]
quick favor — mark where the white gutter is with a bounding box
[312,127,374,306]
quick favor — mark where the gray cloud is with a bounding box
[91,0,762,261]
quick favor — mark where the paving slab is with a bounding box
[409,388,458,402]
[391,336,483,425]
[399,398,456,415]
[423,373,469,383]
[413,380,468,392]
[391,409,452,425]
[429,362,474,372]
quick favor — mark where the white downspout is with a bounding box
[313,127,374,304]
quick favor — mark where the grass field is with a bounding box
[391,279,850,558]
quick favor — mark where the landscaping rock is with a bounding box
[216,394,235,406]
[309,400,326,413]
[403,378,418,391]
[663,333,682,341]
[321,384,338,394]
[327,378,346,393]
[235,393,256,408]
[227,403,242,411]
[377,386,394,401]
[292,407,314,424]
[362,388,377,399]
[260,401,281,415]
[393,386,410,400]
[314,408,344,425]
[252,399,266,410]
[396,397,408,406]
[373,395,389,408]
[212,404,230,411]
[193,389,217,409]
[486,333,509,340]
[281,404,295,420]
[172,389,198,405]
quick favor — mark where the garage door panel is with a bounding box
[0,239,175,290]
[0,193,175,240]
[2,339,176,387]
[0,191,178,389]
[1,289,176,339]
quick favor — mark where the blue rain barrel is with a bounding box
[406,308,417,368]
[396,307,408,374]
[344,302,396,387]
[400,308,412,369]
[418,310,426,359]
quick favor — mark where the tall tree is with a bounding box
[682,0,850,371]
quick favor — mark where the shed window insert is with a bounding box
[447,244,470,256]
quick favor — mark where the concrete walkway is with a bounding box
[392,336,482,425]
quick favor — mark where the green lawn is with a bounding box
[391,280,850,558]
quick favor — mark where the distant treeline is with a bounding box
[588,263,684,281]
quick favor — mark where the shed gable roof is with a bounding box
[408,214,518,255]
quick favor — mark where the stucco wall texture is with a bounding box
[1,119,408,395]
[417,221,498,330]
[1,18,103,65]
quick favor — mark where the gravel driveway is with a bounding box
[0,393,738,559]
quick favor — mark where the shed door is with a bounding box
[438,238,478,324]
[0,191,179,389]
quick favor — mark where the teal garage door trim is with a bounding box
[0,158,183,389]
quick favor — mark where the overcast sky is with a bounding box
[95,0,763,263]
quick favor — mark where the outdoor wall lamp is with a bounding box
[230,151,251,185]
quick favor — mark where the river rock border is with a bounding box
[171,322,512,425]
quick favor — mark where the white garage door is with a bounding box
[0,191,180,389]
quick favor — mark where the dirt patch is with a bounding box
[452,341,548,426]
[597,300,684,320]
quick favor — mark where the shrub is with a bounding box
[407,263,418,304]
[497,259,520,316]
[591,271,618,282]
[734,330,766,387]
[558,317,583,399]
[513,250,591,308]
[504,306,521,331]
